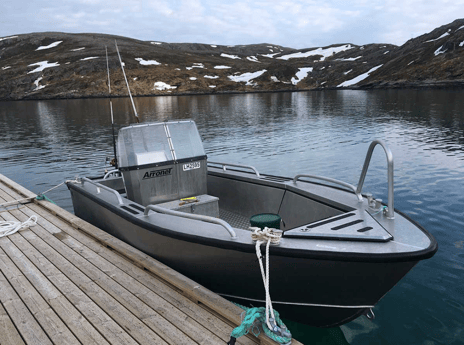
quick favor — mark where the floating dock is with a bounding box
[0,174,302,345]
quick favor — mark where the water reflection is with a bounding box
[1,89,464,344]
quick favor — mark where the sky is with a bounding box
[2,0,464,49]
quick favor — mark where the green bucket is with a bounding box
[250,213,281,229]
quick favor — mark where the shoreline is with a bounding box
[2,81,464,102]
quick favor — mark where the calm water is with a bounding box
[1,90,463,344]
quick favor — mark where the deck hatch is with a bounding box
[284,210,393,242]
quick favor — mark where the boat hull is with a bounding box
[69,185,419,327]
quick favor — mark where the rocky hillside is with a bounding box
[0,19,463,101]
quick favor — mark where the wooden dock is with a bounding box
[0,174,303,345]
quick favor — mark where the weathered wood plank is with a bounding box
[0,301,25,345]
[0,270,52,345]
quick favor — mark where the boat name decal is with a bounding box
[183,161,201,171]
[142,168,172,179]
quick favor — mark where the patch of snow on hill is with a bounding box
[204,75,219,79]
[279,45,353,61]
[36,41,63,51]
[189,77,197,80]
[71,47,85,51]
[33,77,46,91]
[260,53,279,58]
[187,63,205,70]
[291,67,313,85]
[2,66,11,70]
[214,65,231,69]
[336,56,362,61]
[151,42,162,45]
[27,61,60,74]
[211,45,217,48]
[209,85,216,88]
[221,53,241,59]
[434,45,446,55]
[154,82,177,90]
[384,51,389,54]
[0,36,18,42]
[344,69,352,75]
[457,25,464,31]
[228,69,267,86]
[271,76,279,82]
[338,64,383,87]
[460,41,464,47]
[80,57,99,61]
[135,58,160,65]
[425,32,450,42]
[247,56,259,62]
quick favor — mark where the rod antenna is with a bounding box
[114,40,139,123]
[106,46,118,169]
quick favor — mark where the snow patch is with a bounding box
[27,61,60,74]
[209,85,216,88]
[0,36,18,42]
[133,77,137,81]
[175,68,181,71]
[434,45,446,55]
[36,41,62,51]
[344,69,352,75]
[407,61,415,66]
[211,45,217,48]
[2,66,11,70]
[336,56,362,61]
[221,53,241,59]
[135,58,160,65]
[270,76,280,82]
[291,67,313,85]
[247,56,260,62]
[33,77,46,91]
[425,32,450,43]
[187,63,204,70]
[459,41,464,47]
[204,75,219,79]
[71,47,85,51]
[228,69,267,86]
[214,65,231,69]
[154,82,177,91]
[189,77,197,80]
[278,45,353,61]
[457,25,464,31]
[338,64,383,87]
[383,51,389,54]
[80,57,99,61]
[260,53,279,58]
[151,42,162,45]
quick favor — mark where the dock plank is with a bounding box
[0,300,25,345]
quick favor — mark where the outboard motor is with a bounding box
[116,120,208,206]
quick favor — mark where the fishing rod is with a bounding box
[106,46,118,168]
[114,40,140,123]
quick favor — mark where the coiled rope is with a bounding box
[228,227,291,345]
[0,215,38,238]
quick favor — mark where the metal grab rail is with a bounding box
[144,204,237,239]
[293,174,363,202]
[356,140,394,219]
[81,177,124,205]
[103,170,120,179]
[208,161,260,177]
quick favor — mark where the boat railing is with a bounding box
[356,139,394,219]
[103,170,121,179]
[208,161,260,177]
[144,204,237,239]
[293,175,363,202]
[81,177,124,205]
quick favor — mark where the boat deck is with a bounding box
[0,174,301,345]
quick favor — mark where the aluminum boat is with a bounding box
[67,120,437,327]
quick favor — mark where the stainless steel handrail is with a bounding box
[144,204,237,239]
[81,177,124,205]
[103,170,120,179]
[293,174,363,202]
[208,161,260,177]
[356,140,394,219]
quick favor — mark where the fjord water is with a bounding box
[1,89,463,344]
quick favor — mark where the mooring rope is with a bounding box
[0,215,38,238]
[227,227,291,345]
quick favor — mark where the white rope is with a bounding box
[251,227,282,331]
[0,215,38,238]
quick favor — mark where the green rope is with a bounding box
[228,303,292,345]
[36,194,56,204]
